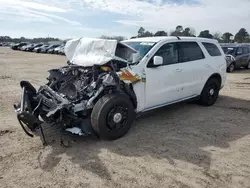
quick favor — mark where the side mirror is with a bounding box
[153,56,163,66]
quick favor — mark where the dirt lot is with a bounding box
[0,47,250,188]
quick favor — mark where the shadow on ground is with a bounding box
[38,95,250,179]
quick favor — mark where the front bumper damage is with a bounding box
[13,64,139,146]
[14,79,96,146]
[13,38,142,146]
[14,81,46,145]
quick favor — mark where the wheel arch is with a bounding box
[200,73,222,95]
[206,73,222,87]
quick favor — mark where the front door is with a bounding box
[145,42,185,110]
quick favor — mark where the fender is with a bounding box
[200,73,222,95]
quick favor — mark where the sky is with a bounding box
[0,0,250,39]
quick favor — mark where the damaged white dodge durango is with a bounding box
[14,36,227,145]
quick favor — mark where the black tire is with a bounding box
[245,61,250,69]
[227,63,235,73]
[91,94,135,140]
[199,78,220,106]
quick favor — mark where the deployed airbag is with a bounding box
[64,38,131,67]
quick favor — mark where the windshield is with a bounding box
[222,47,237,55]
[121,41,155,64]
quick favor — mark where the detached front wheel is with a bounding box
[91,94,135,140]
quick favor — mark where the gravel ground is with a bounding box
[0,47,250,188]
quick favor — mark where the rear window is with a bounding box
[178,42,205,62]
[202,42,222,56]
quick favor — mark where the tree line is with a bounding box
[129,26,250,43]
[0,36,62,43]
[1,25,250,43]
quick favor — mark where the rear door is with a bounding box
[235,47,245,68]
[176,41,210,97]
[242,47,250,66]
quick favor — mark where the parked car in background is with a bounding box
[33,45,49,53]
[58,46,65,55]
[20,44,33,51]
[0,42,8,47]
[11,42,28,50]
[37,45,49,53]
[41,44,60,53]
[47,45,61,54]
[52,45,65,54]
[25,43,43,52]
[221,44,250,72]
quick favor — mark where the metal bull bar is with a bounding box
[13,81,46,145]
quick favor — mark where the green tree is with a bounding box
[176,25,183,33]
[234,28,249,43]
[182,28,190,36]
[154,31,168,36]
[182,27,196,36]
[170,25,184,36]
[141,31,153,37]
[138,27,145,37]
[198,30,213,38]
[222,32,233,43]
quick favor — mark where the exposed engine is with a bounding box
[34,63,123,127]
[14,37,139,145]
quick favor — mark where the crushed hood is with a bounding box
[64,37,137,67]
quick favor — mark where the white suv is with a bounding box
[14,37,227,144]
[122,37,227,112]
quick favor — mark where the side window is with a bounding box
[153,43,178,65]
[178,42,205,62]
[202,42,222,56]
[243,47,249,54]
[237,47,243,55]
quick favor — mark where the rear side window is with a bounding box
[243,47,249,54]
[178,42,205,62]
[202,42,222,56]
[237,47,243,54]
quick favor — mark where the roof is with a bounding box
[122,36,218,43]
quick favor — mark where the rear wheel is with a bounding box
[91,94,135,140]
[245,61,250,69]
[199,78,220,106]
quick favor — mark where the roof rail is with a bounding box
[176,36,181,40]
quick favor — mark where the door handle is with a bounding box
[205,64,209,67]
[176,68,182,72]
